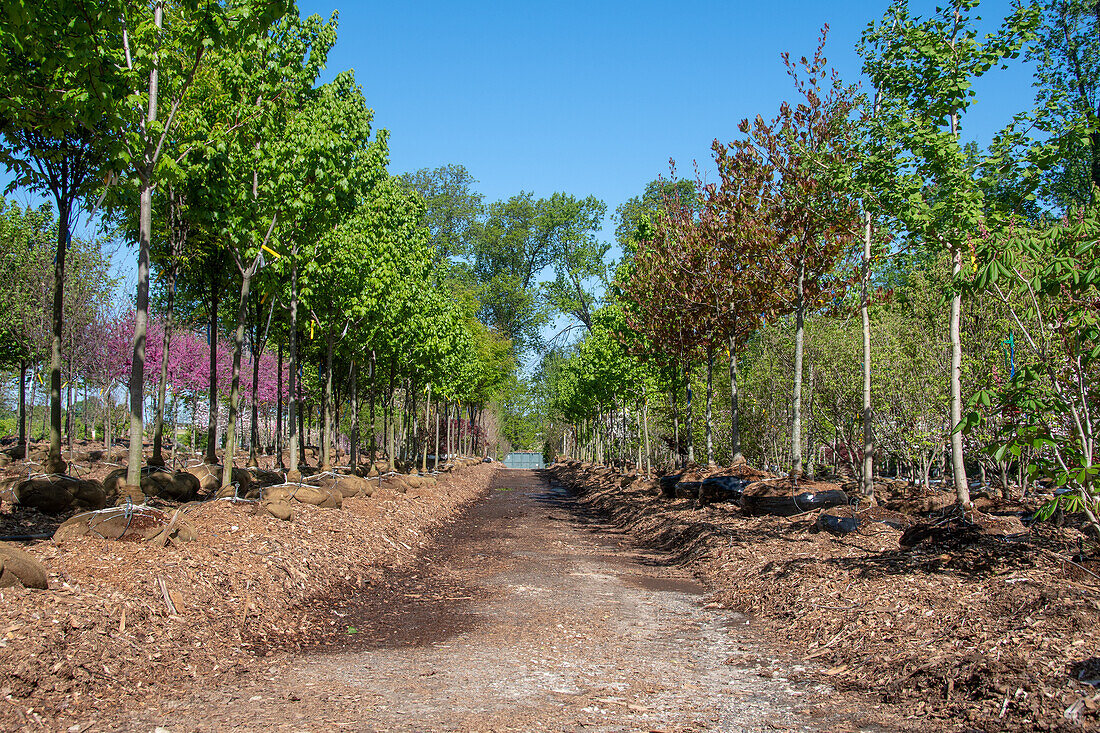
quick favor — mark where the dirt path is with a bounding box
[109,469,855,733]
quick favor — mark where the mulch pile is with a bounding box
[549,460,1100,733]
[0,442,495,731]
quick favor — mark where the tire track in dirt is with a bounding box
[111,469,861,732]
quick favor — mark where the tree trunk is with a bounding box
[386,358,396,472]
[126,188,153,484]
[805,360,816,479]
[729,338,742,464]
[421,384,431,473]
[276,339,284,468]
[171,393,179,465]
[321,333,334,471]
[350,360,359,470]
[298,380,306,464]
[204,265,220,465]
[287,249,300,479]
[642,394,652,476]
[45,196,71,476]
[103,385,110,462]
[369,352,377,461]
[151,256,176,466]
[669,388,680,468]
[433,395,441,470]
[685,364,695,465]
[791,257,806,478]
[18,360,27,457]
[67,350,75,460]
[222,265,253,489]
[949,245,970,506]
[946,101,970,506]
[705,350,715,466]
[248,334,261,467]
[189,394,196,456]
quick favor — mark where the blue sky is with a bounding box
[292,0,1034,357]
[299,0,1034,241]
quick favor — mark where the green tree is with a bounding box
[400,164,483,264]
[1029,0,1100,210]
[861,0,1039,506]
[271,71,388,478]
[0,1,127,474]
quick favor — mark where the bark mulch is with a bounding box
[0,450,496,732]
[549,460,1100,733]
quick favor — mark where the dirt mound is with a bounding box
[183,464,253,496]
[263,483,342,508]
[247,468,286,488]
[741,477,851,516]
[102,466,201,503]
[11,474,106,514]
[307,472,370,498]
[0,540,48,588]
[258,500,294,521]
[53,505,198,544]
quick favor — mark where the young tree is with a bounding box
[0,2,129,474]
[861,0,1038,505]
[115,0,288,487]
[269,71,388,479]
[726,31,860,476]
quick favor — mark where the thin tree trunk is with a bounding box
[222,264,254,489]
[386,359,396,472]
[670,388,680,469]
[68,350,75,460]
[102,385,110,462]
[369,351,377,462]
[643,394,652,476]
[276,340,284,468]
[950,245,969,506]
[204,266,220,465]
[685,364,695,465]
[124,4,165,486]
[421,384,431,472]
[287,248,300,479]
[433,396,440,470]
[705,350,715,466]
[729,338,742,464]
[151,256,176,466]
[298,385,306,463]
[350,360,359,470]
[791,257,806,478]
[18,360,27,457]
[946,99,970,506]
[805,360,816,479]
[321,333,334,471]
[169,393,178,466]
[248,338,261,467]
[46,195,71,476]
[861,213,875,501]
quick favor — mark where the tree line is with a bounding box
[543,0,1100,531]
[0,1,628,480]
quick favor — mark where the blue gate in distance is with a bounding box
[503,451,545,469]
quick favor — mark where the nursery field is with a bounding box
[3,0,1100,731]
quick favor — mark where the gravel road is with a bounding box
[112,469,848,733]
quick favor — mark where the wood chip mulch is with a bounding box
[549,460,1100,733]
[0,453,496,731]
